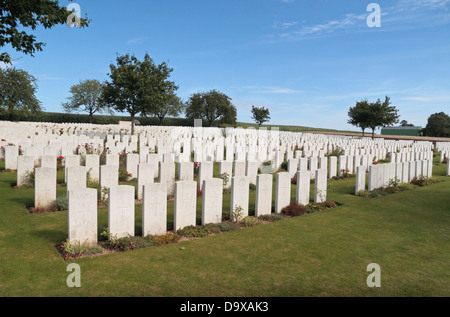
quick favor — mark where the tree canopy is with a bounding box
[347,100,371,137]
[348,96,399,139]
[400,120,414,127]
[152,90,184,125]
[0,0,89,64]
[185,90,237,127]
[251,105,270,127]
[62,79,111,124]
[0,67,42,120]
[423,112,450,137]
[101,53,177,134]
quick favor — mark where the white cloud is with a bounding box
[268,0,450,42]
[272,21,298,30]
[126,37,148,45]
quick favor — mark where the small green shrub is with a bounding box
[25,169,35,186]
[249,183,256,191]
[327,146,344,157]
[203,223,222,235]
[357,190,369,197]
[54,196,68,211]
[177,225,215,238]
[241,216,261,227]
[118,168,131,182]
[411,176,441,187]
[258,214,285,222]
[150,233,182,246]
[231,205,245,222]
[216,221,241,232]
[321,200,338,208]
[219,172,230,187]
[102,235,154,251]
[304,201,338,213]
[280,161,288,171]
[84,246,103,255]
[61,239,87,257]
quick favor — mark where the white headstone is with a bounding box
[17,155,34,187]
[355,166,366,195]
[202,178,223,225]
[174,180,197,231]
[314,169,327,203]
[230,176,249,219]
[296,170,310,206]
[142,183,167,236]
[255,174,273,217]
[34,167,57,210]
[137,163,155,200]
[275,172,291,214]
[108,185,135,238]
[68,188,98,247]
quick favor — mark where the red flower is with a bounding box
[58,156,64,159]
[57,162,61,164]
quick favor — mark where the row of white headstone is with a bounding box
[15,147,444,210]
[67,169,328,247]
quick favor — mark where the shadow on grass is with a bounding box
[29,228,67,245]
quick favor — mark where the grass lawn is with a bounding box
[0,157,449,297]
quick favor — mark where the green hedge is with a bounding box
[0,111,197,127]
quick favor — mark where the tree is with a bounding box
[367,96,400,139]
[400,120,414,127]
[185,90,237,127]
[423,112,450,137]
[251,105,270,127]
[347,99,371,137]
[0,67,42,120]
[348,96,399,139]
[0,0,89,64]
[152,90,184,125]
[62,79,111,124]
[101,53,177,134]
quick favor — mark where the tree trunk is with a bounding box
[89,112,93,124]
[362,129,365,137]
[131,114,135,135]
[159,116,164,125]
[371,128,375,140]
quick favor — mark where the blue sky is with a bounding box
[2,0,450,131]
